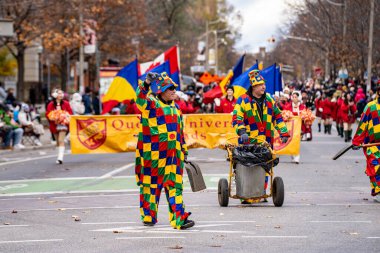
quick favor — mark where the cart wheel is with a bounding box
[272,177,284,207]
[218,178,229,207]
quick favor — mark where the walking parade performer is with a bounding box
[352,86,380,202]
[232,69,290,202]
[135,72,195,229]
[341,93,357,142]
[46,88,72,164]
[314,91,323,132]
[284,91,305,164]
[322,92,334,135]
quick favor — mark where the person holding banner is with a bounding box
[352,86,380,202]
[46,88,72,164]
[135,72,195,229]
[232,69,290,203]
[284,91,305,164]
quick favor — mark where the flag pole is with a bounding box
[176,41,181,87]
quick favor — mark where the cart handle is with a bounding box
[225,136,270,147]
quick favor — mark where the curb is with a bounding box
[0,144,56,155]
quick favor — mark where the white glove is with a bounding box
[214,98,221,106]
[318,108,323,112]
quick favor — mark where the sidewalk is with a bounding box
[0,127,56,155]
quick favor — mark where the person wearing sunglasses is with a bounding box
[232,69,290,203]
[134,72,194,230]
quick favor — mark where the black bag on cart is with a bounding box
[232,144,278,173]
[184,161,207,192]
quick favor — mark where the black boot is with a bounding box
[348,130,352,141]
[179,219,195,230]
[324,125,327,134]
[340,127,344,138]
[344,130,349,142]
[336,124,340,136]
[318,123,321,132]
[328,124,332,135]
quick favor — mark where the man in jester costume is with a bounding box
[352,85,380,202]
[232,69,290,203]
[135,72,195,229]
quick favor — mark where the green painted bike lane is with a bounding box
[0,175,227,196]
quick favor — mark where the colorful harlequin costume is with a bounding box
[352,98,380,197]
[232,70,289,147]
[135,72,190,229]
[232,70,289,197]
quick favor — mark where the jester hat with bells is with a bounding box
[155,72,178,94]
[248,69,265,87]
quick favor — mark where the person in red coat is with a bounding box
[321,92,334,134]
[215,86,236,113]
[284,91,305,163]
[175,91,189,113]
[46,88,73,164]
[314,92,323,132]
[336,92,345,138]
[341,92,357,142]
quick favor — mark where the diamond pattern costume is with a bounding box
[352,99,380,196]
[232,93,289,147]
[135,74,190,229]
[232,70,289,203]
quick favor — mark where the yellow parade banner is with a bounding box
[70,114,301,155]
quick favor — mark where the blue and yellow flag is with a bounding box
[101,59,138,114]
[231,61,258,98]
[220,54,245,95]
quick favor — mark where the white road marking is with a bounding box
[367,237,380,239]
[0,239,63,244]
[0,225,29,228]
[2,203,380,213]
[116,237,185,240]
[242,236,308,239]
[81,222,137,225]
[146,230,198,234]
[0,190,372,201]
[309,221,371,223]
[0,155,57,167]
[98,163,135,179]
[198,221,256,223]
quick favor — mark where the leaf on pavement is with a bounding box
[11,210,17,213]
[274,225,281,229]
[113,230,123,233]
[48,200,58,204]
[168,245,183,250]
[3,222,10,225]
[71,215,81,221]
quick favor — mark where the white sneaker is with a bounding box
[51,140,57,145]
[34,140,42,146]
[14,144,25,149]
[374,195,380,203]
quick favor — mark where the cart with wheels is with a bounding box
[218,137,285,207]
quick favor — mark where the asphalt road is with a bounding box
[0,124,379,253]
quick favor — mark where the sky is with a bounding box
[227,0,294,54]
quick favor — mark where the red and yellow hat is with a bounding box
[248,69,265,87]
[156,72,178,93]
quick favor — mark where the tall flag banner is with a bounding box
[260,63,277,95]
[275,66,283,94]
[220,54,245,95]
[231,54,245,84]
[139,61,170,93]
[231,61,259,98]
[101,59,138,114]
[139,45,181,87]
